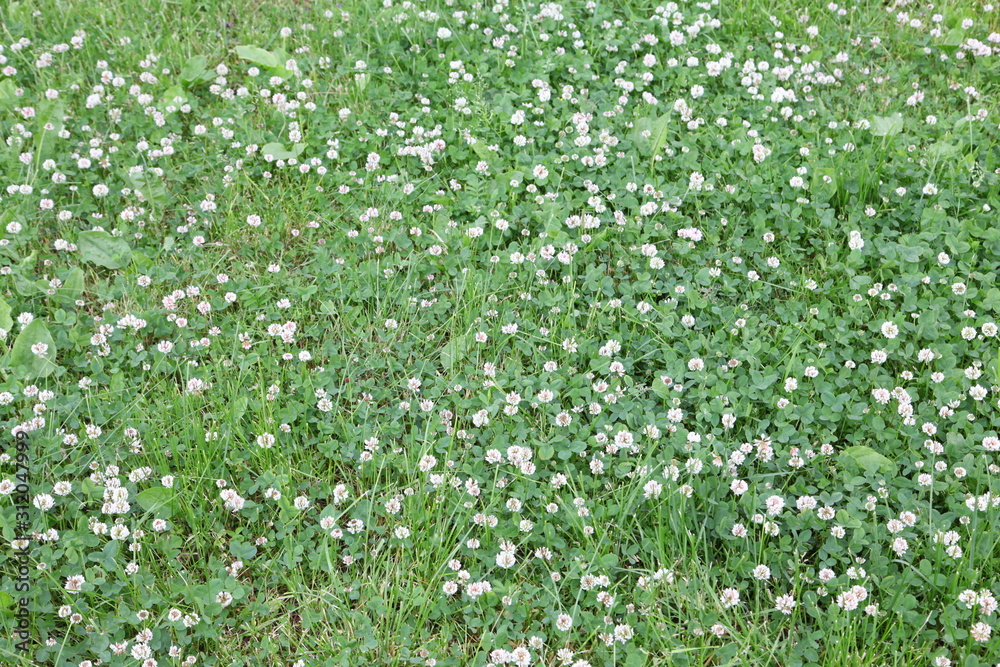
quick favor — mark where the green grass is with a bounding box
[1,0,1000,665]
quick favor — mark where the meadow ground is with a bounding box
[1,0,1000,665]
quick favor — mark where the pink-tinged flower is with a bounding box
[765,495,785,515]
[970,621,992,642]
[720,588,740,608]
[775,593,796,615]
[835,591,859,611]
[65,574,85,593]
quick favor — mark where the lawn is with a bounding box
[1,0,1000,665]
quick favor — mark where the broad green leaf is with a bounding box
[870,115,904,137]
[271,48,291,68]
[136,487,175,518]
[0,298,11,333]
[631,113,671,161]
[945,234,971,255]
[651,375,672,400]
[927,139,960,161]
[132,251,153,268]
[78,231,133,269]
[110,370,125,394]
[235,45,278,69]
[33,99,65,162]
[984,288,1000,314]
[650,113,671,158]
[230,395,248,424]
[840,445,896,474]
[547,231,570,248]
[491,90,518,116]
[537,199,561,235]
[469,138,494,163]
[180,55,213,86]
[920,207,948,235]
[56,266,84,305]
[126,168,168,209]
[441,334,469,371]
[354,72,369,94]
[0,79,16,111]
[939,28,965,55]
[81,478,104,499]
[9,319,58,378]
[631,116,654,154]
[942,27,964,46]
[813,166,839,199]
[835,509,863,529]
[260,142,306,161]
[160,84,189,109]
[229,540,258,560]
[889,243,922,263]
[12,272,47,297]
[753,373,778,390]
[0,212,16,260]
[494,169,524,197]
